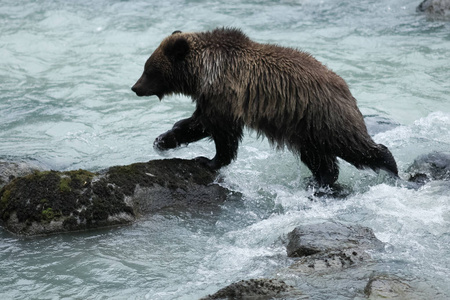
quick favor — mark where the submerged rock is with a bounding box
[364,114,400,136]
[0,159,228,236]
[407,151,450,184]
[200,279,303,300]
[364,275,418,300]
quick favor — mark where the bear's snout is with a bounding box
[131,84,144,96]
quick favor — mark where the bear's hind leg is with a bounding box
[301,149,339,187]
[154,114,210,151]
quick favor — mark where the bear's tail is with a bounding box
[365,144,399,177]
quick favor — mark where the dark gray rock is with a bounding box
[200,279,304,300]
[407,152,450,184]
[286,221,385,258]
[286,222,384,275]
[0,159,229,236]
[417,0,450,17]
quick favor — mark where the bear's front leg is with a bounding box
[195,121,243,170]
[154,114,210,151]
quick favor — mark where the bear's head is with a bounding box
[131,31,192,100]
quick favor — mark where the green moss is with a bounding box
[57,170,95,193]
[68,169,95,183]
[41,207,55,222]
[1,189,11,204]
[41,207,62,222]
[64,170,95,192]
[59,177,72,193]
[0,188,11,211]
[31,170,52,179]
[19,169,96,195]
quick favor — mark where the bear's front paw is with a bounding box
[194,156,221,170]
[153,132,179,151]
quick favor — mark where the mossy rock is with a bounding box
[0,159,228,236]
[0,169,116,235]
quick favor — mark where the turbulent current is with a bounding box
[1,0,449,299]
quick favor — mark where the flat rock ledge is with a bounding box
[0,159,228,236]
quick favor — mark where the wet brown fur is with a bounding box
[132,28,398,186]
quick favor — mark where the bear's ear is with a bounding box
[164,36,190,61]
[172,30,182,35]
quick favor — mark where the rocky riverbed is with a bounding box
[1,151,449,298]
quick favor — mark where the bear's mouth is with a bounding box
[131,85,162,99]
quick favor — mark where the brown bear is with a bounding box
[131,28,398,186]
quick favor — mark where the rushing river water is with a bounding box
[1,0,450,299]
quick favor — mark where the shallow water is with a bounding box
[1,0,450,299]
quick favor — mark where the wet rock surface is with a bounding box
[364,275,418,300]
[203,222,388,299]
[407,151,450,184]
[286,221,385,258]
[285,222,383,280]
[417,0,450,17]
[288,247,373,275]
[200,279,303,300]
[0,159,228,236]
[1,160,438,298]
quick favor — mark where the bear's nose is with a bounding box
[131,85,146,97]
[131,84,143,96]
